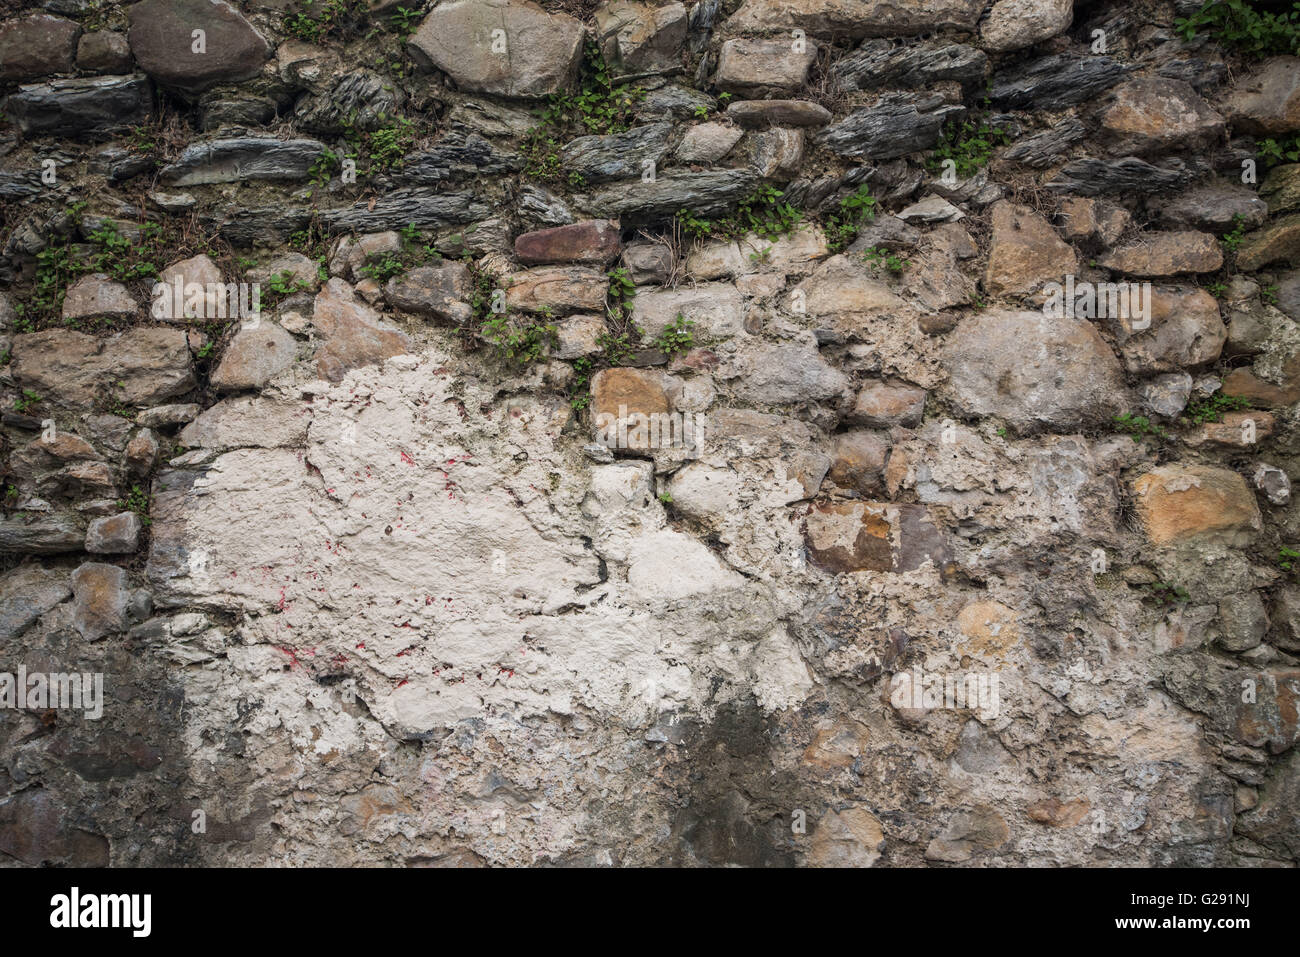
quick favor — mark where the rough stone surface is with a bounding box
[1132,464,1261,546]
[384,263,474,323]
[127,0,271,91]
[942,309,1128,433]
[408,0,584,99]
[515,220,622,265]
[1100,231,1224,276]
[1220,57,1300,136]
[980,0,1072,53]
[85,511,143,554]
[0,0,1297,871]
[210,322,297,392]
[714,38,816,97]
[0,13,80,81]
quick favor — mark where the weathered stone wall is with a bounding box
[1,0,1298,866]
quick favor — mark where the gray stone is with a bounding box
[720,340,851,406]
[991,54,1129,110]
[384,263,474,323]
[62,274,138,321]
[725,100,832,129]
[1004,117,1085,168]
[0,513,86,554]
[518,185,576,227]
[675,122,744,163]
[210,321,297,392]
[136,404,200,428]
[408,0,584,99]
[1140,372,1193,419]
[980,0,1073,53]
[561,123,673,185]
[1255,463,1291,506]
[714,38,816,97]
[622,242,673,284]
[593,1,688,76]
[832,40,986,92]
[942,309,1129,434]
[816,93,954,159]
[1220,56,1300,137]
[580,169,759,222]
[1046,156,1197,196]
[295,71,403,135]
[3,75,152,140]
[1152,181,1269,234]
[0,565,71,641]
[725,0,985,39]
[1276,270,1300,322]
[85,511,143,554]
[160,137,327,186]
[1218,591,1268,652]
[399,131,521,185]
[632,84,714,121]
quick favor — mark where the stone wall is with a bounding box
[0,0,1298,866]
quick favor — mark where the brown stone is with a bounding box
[984,201,1077,298]
[515,220,621,266]
[126,428,159,476]
[71,561,130,641]
[591,368,671,448]
[1099,231,1223,276]
[849,380,926,427]
[1026,797,1090,827]
[807,806,884,867]
[804,501,951,575]
[725,99,833,128]
[1131,464,1261,546]
[0,13,80,81]
[503,266,608,315]
[1058,196,1129,247]
[1184,410,1276,449]
[805,502,893,573]
[0,789,109,866]
[1222,365,1300,408]
[311,279,413,383]
[1236,213,1300,272]
[1100,78,1224,155]
[714,38,817,97]
[1235,669,1300,754]
[127,0,271,91]
[1220,56,1300,136]
[827,431,889,492]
